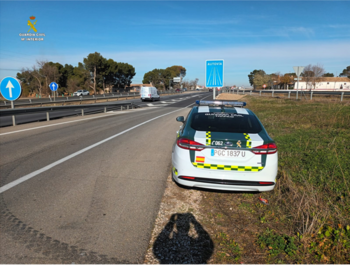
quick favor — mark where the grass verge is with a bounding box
[200,95,350,263]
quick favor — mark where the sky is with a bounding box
[0,0,350,87]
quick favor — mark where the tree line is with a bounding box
[142,66,187,90]
[16,52,136,97]
[248,65,350,90]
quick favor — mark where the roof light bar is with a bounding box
[195,100,246,107]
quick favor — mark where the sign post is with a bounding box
[49,82,58,102]
[293,66,304,100]
[206,60,224,99]
[0,77,22,126]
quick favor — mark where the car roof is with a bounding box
[192,105,254,115]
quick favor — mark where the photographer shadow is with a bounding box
[153,213,214,264]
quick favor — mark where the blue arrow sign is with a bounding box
[0,77,22,101]
[206,60,224,88]
[49,82,58,91]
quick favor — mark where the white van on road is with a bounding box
[140,86,160,102]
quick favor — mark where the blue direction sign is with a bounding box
[49,82,58,91]
[206,60,224,88]
[0,77,22,101]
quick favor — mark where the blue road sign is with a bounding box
[0,76,22,101]
[49,82,58,91]
[206,60,224,88]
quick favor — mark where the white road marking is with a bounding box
[0,95,212,194]
[0,108,145,136]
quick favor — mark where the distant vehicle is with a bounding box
[175,89,181,92]
[172,100,278,192]
[209,89,213,92]
[183,88,187,92]
[73,90,89,96]
[140,86,160,102]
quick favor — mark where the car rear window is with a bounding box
[190,112,262,133]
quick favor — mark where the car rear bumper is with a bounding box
[172,146,278,192]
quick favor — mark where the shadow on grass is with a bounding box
[153,213,214,264]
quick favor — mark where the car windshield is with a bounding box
[190,112,262,133]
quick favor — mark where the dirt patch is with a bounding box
[216,93,246,101]
[143,170,270,264]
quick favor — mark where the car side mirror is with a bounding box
[176,116,184,123]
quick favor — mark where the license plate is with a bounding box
[211,149,246,158]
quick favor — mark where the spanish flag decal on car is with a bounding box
[196,156,205,163]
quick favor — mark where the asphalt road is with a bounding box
[0,92,201,127]
[0,92,212,263]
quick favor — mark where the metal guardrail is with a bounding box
[0,102,134,127]
[0,90,184,108]
[218,89,349,101]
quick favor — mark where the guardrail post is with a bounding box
[272,91,274,97]
[46,112,50,121]
[288,91,291,98]
[259,91,262,96]
[81,109,84,116]
[341,92,344,102]
[310,91,313,100]
[127,105,129,110]
[250,91,252,95]
[4,101,6,105]
[121,105,123,111]
[29,99,32,103]
[67,97,69,100]
[104,107,107,113]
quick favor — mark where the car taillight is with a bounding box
[252,143,277,154]
[180,176,196,180]
[177,138,205,151]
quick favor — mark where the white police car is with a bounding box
[172,100,278,192]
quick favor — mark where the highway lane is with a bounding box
[0,92,204,127]
[0,92,211,263]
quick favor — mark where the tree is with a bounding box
[67,76,80,94]
[253,72,270,89]
[16,68,37,96]
[73,62,91,90]
[143,65,186,90]
[83,52,105,95]
[115,62,136,89]
[302,64,325,90]
[280,73,296,90]
[36,60,61,95]
[339,66,350,78]
[248,70,266,89]
[166,65,186,79]
[323,73,334,77]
